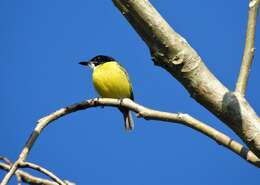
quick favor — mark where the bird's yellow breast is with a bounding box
[92,61,133,99]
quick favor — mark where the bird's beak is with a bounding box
[79,61,95,69]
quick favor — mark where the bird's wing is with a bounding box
[117,62,134,100]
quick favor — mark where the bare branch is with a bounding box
[236,0,260,95]
[0,156,22,184]
[0,162,58,185]
[111,0,260,158]
[0,157,11,166]
[15,173,22,185]
[19,162,66,185]
[1,98,260,185]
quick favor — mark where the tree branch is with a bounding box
[0,157,11,166]
[0,162,58,185]
[1,98,260,184]
[236,0,260,95]
[19,162,66,185]
[112,0,260,158]
[15,173,22,185]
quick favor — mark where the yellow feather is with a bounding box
[92,61,133,99]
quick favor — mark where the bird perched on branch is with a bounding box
[79,55,134,131]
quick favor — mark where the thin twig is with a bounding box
[15,173,22,185]
[0,162,58,185]
[0,156,12,165]
[236,0,260,95]
[1,98,260,185]
[19,162,66,185]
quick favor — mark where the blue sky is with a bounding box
[0,0,259,184]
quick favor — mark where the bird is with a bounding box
[79,55,134,131]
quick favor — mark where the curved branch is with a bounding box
[1,98,260,184]
[0,162,58,185]
[112,0,260,158]
[19,162,66,185]
[236,0,260,95]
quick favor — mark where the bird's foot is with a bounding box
[119,98,125,107]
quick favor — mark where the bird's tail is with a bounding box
[125,110,134,131]
[119,108,134,131]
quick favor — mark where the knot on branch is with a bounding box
[150,48,201,74]
[222,92,242,127]
[170,50,201,73]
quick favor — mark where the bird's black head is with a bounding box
[90,55,115,63]
[79,55,115,68]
